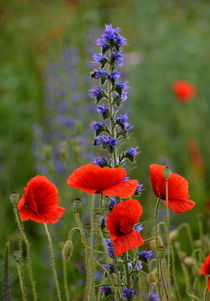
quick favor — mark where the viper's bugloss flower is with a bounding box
[173,81,196,102]
[92,54,107,67]
[122,288,136,300]
[89,87,105,102]
[116,114,129,125]
[136,184,143,193]
[106,199,144,256]
[17,176,65,224]
[93,157,108,167]
[67,164,138,198]
[99,286,112,297]
[126,147,139,158]
[102,263,115,273]
[108,137,117,147]
[150,164,196,213]
[104,238,115,258]
[91,69,108,83]
[94,135,109,145]
[97,105,109,118]
[109,198,117,211]
[115,81,128,95]
[91,121,105,135]
[137,250,153,262]
[110,52,124,66]
[147,293,160,301]
[200,254,210,290]
[134,224,143,232]
[107,71,120,82]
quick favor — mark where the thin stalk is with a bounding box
[171,244,181,301]
[159,259,169,301]
[204,287,209,301]
[13,205,37,301]
[165,179,171,295]
[155,197,162,300]
[123,253,131,288]
[16,259,27,301]
[62,258,70,301]
[44,223,62,301]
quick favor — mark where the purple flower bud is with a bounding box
[109,198,117,210]
[110,52,124,66]
[91,121,104,132]
[97,105,109,119]
[94,135,109,145]
[107,71,121,82]
[103,239,115,258]
[126,147,139,157]
[99,286,112,297]
[116,114,129,125]
[93,157,108,167]
[136,184,143,192]
[92,54,107,67]
[102,263,115,273]
[115,81,128,95]
[122,288,136,300]
[148,294,160,301]
[108,137,117,148]
[89,87,105,102]
[116,34,127,47]
[91,69,108,84]
[137,250,153,262]
[134,224,143,232]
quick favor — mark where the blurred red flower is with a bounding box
[188,139,204,178]
[150,164,196,213]
[173,81,196,102]
[106,199,144,256]
[17,176,65,224]
[67,164,138,198]
[200,254,210,291]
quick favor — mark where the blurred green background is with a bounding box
[1,0,210,299]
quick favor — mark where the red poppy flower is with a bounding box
[150,164,195,213]
[173,81,196,102]
[17,175,65,224]
[67,164,138,198]
[106,199,144,256]
[200,254,210,291]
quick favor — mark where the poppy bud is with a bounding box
[163,167,171,180]
[169,230,178,242]
[148,270,157,283]
[194,240,202,248]
[10,193,19,206]
[62,240,73,262]
[72,198,82,212]
[184,256,195,267]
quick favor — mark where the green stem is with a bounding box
[16,259,27,301]
[123,253,131,288]
[171,244,181,301]
[62,257,70,301]
[165,179,171,295]
[13,205,37,301]
[155,197,162,300]
[159,259,169,301]
[204,287,209,301]
[44,223,62,301]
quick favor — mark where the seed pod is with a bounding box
[10,193,19,205]
[169,230,178,242]
[72,198,82,212]
[184,256,194,267]
[163,167,171,180]
[62,240,73,262]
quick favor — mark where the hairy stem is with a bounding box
[165,179,171,295]
[155,197,162,300]
[44,223,62,301]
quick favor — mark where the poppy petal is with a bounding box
[163,199,196,213]
[200,255,210,275]
[106,199,143,237]
[112,230,144,256]
[66,164,127,194]
[44,207,65,224]
[102,180,138,198]
[19,208,46,223]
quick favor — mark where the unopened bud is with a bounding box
[72,198,82,212]
[184,256,194,267]
[62,240,73,262]
[148,270,157,283]
[169,230,178,242]
[194,240,202,248]
[10,193,19,206]
[163,167,171,180]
